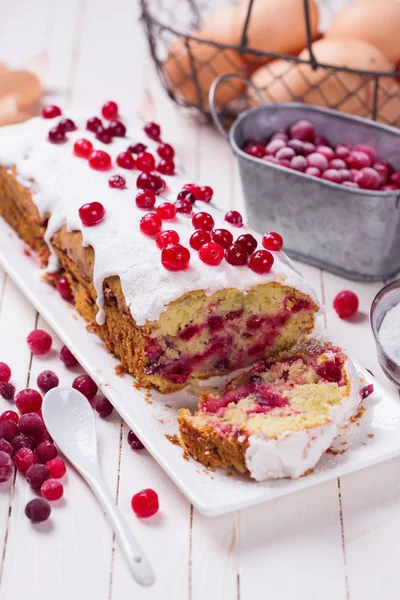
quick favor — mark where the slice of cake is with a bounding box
[178,340,362,479]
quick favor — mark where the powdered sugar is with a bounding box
[379,302,400,364]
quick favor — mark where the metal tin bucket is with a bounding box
[210,74,400,282]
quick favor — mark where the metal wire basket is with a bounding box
[140,0,400,126]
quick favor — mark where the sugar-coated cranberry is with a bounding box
[136,172,165,195]
[175,198,193,215]
[287,139,305,154]
[307,153,328,171]
[128,142,147,154]
[37,370,59,393]
[0,362,11,383]
[95,397,113,418]
[342,181,360,188]
[225,244,248,266]
[190,230,211,250]
[102,101,119,120]
[72,374,98,400]
[314,135,329,146]
[316,145,335,160]
[46,457,66,478]
[59,118,76,132]
[157,143,175,160]
[0,439,12,456]
[373,163,389,186]
[276,147,295,160]
[199,186,213,203]
[199,242,224,266]
[225,211,243,227]
[57,276,73,302]
[41,478,63,501]
[89,150,112,171]
[19,413,44,437]
[131,488,159,518]
[335,144,351,159]
[0,451,13,483]
[136,151,155,172]
[265,139,286,155]
[329,158,346,170]
[236,233,257,255]
[339,168,351,181]
[144,122,161,141]
[116,151,135,170]
[182,183,202,200]
[156,202,176,221]
[86,116,102,132]
[108,120,126,137]
[0,411,18,424]
[249,250,274,274]
[27,330,52,355]
[136,190,156,209]
[321,169,342,184]
[390,172,400,188]
[0,383,15,400]
[36,441,58,463]
[353,145,376,164]
[177,189,196,204]
[290,155,307,171]
[48,126,66,144]
[289,120,315,142]
[14,447,36,473]
[161,243,190,271]
[79,202,105,226]
[346,151,371,169]
[42,105,62,119]
[59,345,78,368]
[211,228,233,249]
[0,420,19,442]
[109,174,126,189]
[157,159,175,176]
[156,230,180,250]
[243,143,265,158]
[277,158,290,168]
[12,434,34,452]
[74,138,93,159]
[270,132,288,142]
[353,167,380,190]
[139,213,162,237]
[333,290,359,319]
[25,498,51,523]
[303,142,316,155]
[376,160,394,178]
[26,464,50,489]
[127,430,144,450]
[262,231,283,251]
[96,126,113,144]
[15,389,42,414]
[305,166,321,178]
[192,211,214,232]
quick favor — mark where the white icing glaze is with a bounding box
[0,111,320,326]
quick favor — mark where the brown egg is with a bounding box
[249,38,400,126]
[0,70,42,111]
[327,0,400,65]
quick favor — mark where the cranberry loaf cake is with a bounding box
[0,102,320,393]
[179,340,362,479]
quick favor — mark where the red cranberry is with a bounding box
[287,139,305,154]
[157,159,175,176]
[329,158,347,170]
[0,383,15,401]
[79,202,105,226]
[305,166,321,178]
[198,186,213,202]
[157,143,174,160]
[225,244,248,266]
[36,441,58,463]
[243,143,265,158]
[89,150,112,171]
[0,440,12,456]
[290,155,307,171]
[57,276,73,302]
[139,213,162,237]
[131,488,159,518]
[19,413,44,437]
[270,132,288,142]
[0,411,18,424]
[48,126,66,144]
[156,230,180,250]
[382,184,398,191]
[41,479,63,501]
[0,420,19,442]
[59,345,78,368]
[101,101,119,120]
[315,135,329,146]
[0,362,11,383]
[136,172,165,195]
[136,190,156,209]
[192,212,214,232]
[343,181,359,188]
[26,464,50,489]
[307,153,328,171]
[46,457,66,478]
[339,168,351,181]
[136,151,155,172]
[95,397,113,418]
[96,126,113,144]
[236,233,257,254]
[0,451,13,483]
[175,198,192,214]
[346,150,371,169]
[59,118,76,132]
[127,430,144,450]
[349,169,359,181]
[25,498,51,522]
[335,144,351,159]
[27,330,52,355]
[109,174,126,189]
[249,250,274,274]
[161,243,190,271]
[225,211,243,227]
[316,145,335,160]
[190,230,211,250]
[333,290,359,319]
[42,105,62,119]
[157,202,176,220]
[199,242,224,266]
[262,231,283,251]
[116,151,135,170]
[373,163,389,186]
[144,122,161,141]
[72,374,98,400]
[289,120,314,142]
[321,169,342,184]
[177,189,196,204]
[128,143,147,154]
[108,120,126,137]
[86,116,102,132]
[74,138,93,158]
[353,167,380,190]
[265,139,286,155]
[14,447,36,473]
[390,172,400,188]
[12,434,34,452]
[37,370,59,393]
[182,183,202,199]
[353,145,376,164]
[276,147,295,160]
[15,389,42,414]
[211,228,233,249]
[303,142,316,155]
[277,158,290,168]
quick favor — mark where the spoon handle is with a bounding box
[86,470,154,586]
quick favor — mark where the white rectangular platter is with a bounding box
[1,217,400,516]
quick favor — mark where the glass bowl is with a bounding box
[371,280,400,387]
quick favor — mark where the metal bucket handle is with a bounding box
[209,73,265,140]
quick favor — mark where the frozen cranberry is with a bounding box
[157,143,174,160]
[0,439,12,456]
[305,166,321,178]
[86,116,102,132]
[72,374,98,400]
[46,457,66,478]
[59,118,76,132]
[136,172,165,195]
[262,231,283,251]
[42,105,62,119]
[25,498,51,522]
[37,370,59,393]
[346,151,371,169]
[270,132,288,142]
[128,142,147,154]
[382,184,398,191]
[136,190,156,209]
[139,213,162,237]
[211,229,233,249]
[343,181,360,188]
[321,169,342,184]
[156,202,176,220]
[41,478,63,501]
[108,120,126,137]
[333,290,359,319]
[307,152,328,171]
[335,144,351,159]
[74,138,93,158]
[174,198,192,214]
[127,430,144,450]
[302,142,316,155]
[116,151,135,170]
[15,389,42,414]
[390,172,400,188]
[0,411,18,424]
[27,330,52,355]
[79,202,105,226]
[48,126,66,144]
[0,362,11,383]
[339,168,351,182]
[192,212,214,232]
[102,101,119,120]
[263,156,278,165]
[157,159,175,176]
[0,420,19,442]
[0,382,15,400]
[12,434,34,452]
[244,143,265,158]
[95,397,113,418]
[329,158,346,170]
[249,250,274,274]
[156,230,180,250]
[353,167,380,190]
[373,163,389,186]
[131,488,159,518]
[349,169,359,182]
[26,464,50,489]
[19,413,44,437]
[290,155,307,171]
[316,145,335,160]
[265,139,286,155]
[136,151,155,172]
[190,230,211,250]
[353,145,376,164]
[225,211,243,227]
[277,158,290,168]
[36,441,58,463]
[199,242,224,266]
[161,243,190,271]
[276,147,295,160]
[225,244,248,266]
[57,276,73,302]
[14,447,36,473]
[198,186,213,203]
[109,174,126,189]
[144,122,161,141]
[0,451,13,483]
[59,345,78,368]
[182,183,202,200]
[287,139,305,154]
[289,120,314,142]
[89,150,112,171]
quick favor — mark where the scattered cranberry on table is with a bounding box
[95,397,114,418]
[157,143,175,160]
[26,464,50,489]
[41,479,64,501]
[59,345,78,368]
[37,370,59,393]
[127,430,144,450]
[0,410,19,424]
[0,420,19,442]
[42,105,62,119]
[19,413,44,437]
[128,142,147,155]
[36,441,58,463]
[96,127,112,144]
[131,488,159,518]
[0,362,11,383]
[136,172,165,195]
[86,116,102,132]
[25,498,51,523]
[175,197,193,215]
[157,159,175,176]
[333,290,359,319]
[47,457,66,479]
[0,451,13,483]
[14,447,37,473]
[27,329,52,355]
[15,389,42,414]
[79,202,106,227]
[72,374,98,400]
[178,189,196,204]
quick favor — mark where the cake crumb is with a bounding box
[302,468,314,477]
[23,247,31,256]
[114,363,125,376]
[326,447,346,455]
[368,433,374,438]
[144,391,153,405]
[165,434,180,446]
[165,404,172,409]
[227,472,233,477]
[182,450,190,461]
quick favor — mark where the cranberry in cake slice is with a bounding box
[178,341,362,480]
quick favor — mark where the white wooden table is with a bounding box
[0,1,399,598]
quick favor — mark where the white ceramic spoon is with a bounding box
[42,386,155,587]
